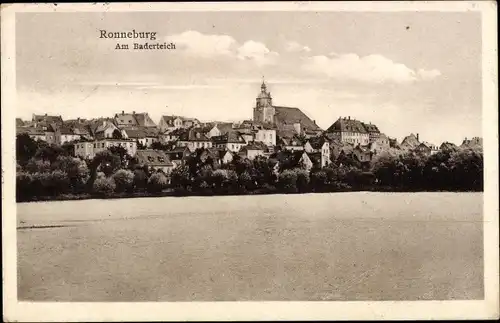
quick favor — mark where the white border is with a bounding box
[2,2,498,321]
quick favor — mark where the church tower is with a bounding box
[253,79,275,124]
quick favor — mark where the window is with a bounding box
[130,143,133,147]
[158,157,165,162]
[93,143,96,148]
[147,156,154,162]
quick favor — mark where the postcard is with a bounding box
[2,1,498,321]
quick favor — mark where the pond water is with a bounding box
[17,192,484,301]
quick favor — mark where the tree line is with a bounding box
[15,134,483,202]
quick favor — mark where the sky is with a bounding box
[16,11,482,145]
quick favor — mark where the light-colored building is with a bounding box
[240,142,268,160]
[400,133,420,150]
[74,138,137,159]
[136,149,174,174]
[114,111,157,129]
[212,131,246,152]
[415,142,439,156]
[325,116,370,146]
[123,128,159,148]
[304,136,331,168]
[158,115,200,132]
[176,128,213,152]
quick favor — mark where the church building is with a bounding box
[253,80,322,138]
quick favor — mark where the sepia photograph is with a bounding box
[2,2,498,321]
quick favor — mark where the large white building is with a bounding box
[74,139,137,159]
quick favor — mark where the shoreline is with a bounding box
[16,188,484,204]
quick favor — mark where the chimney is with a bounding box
[122,110,124,115]
[348,116,350,120]
[416,133,419,141]
[133,111,136,115]
[45,113,48,116]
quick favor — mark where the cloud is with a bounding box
[165,31,278,66]
[417,68,442,80]
[301,53,441,84]
[167,30,237,57]
[236,41,279,66]
[285,41,311,53]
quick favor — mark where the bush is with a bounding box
[295,169,310,192]
[25,159,51,173]
[278,169,298,193]
[16,172,33,201]
[238,171,253,191]
[133,169,148,191]
[112,169,135,192]
[93,177,116,196]
[147,172,168,193]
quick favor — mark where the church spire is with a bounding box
[261,76,267,92]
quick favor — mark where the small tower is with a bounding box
[253,77,275,124]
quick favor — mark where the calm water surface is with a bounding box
[17,192,484,301]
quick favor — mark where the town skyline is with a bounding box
[16,11,482,145]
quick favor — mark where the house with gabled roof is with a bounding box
[177,127,213,152]
[123,127,159,148]
[32,113,64,127]
[239,141,269,160]
[325,116,370,146]
[158,115,201,132]
[304,136,331,167]
[400,133,420,150]
[362,122,381,143]
[460,137,482,150]
[114,111,156,129]
[269,150,314,172]
[439,141,459,152]
[136,149,174,174]
[415,141,439,156]
[212,131,246,152]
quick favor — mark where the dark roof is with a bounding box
[326,117,367,133]
[124,127,158,139]
[133,113,157,127]
[242,141,268,152]
[32,114,63,125]
[269,150,306,166]
[212,131,245,144]
[136,149,173,167]
[461,137,482,148]
[273,106,322,132]
[178,127,211,142]
[440,142,458,150]
[401,134,420,149]
[362,122,380,133]
[17,126,45,136]
[16,118,24,127]
[307,136,328,149]
[114,113,138,127]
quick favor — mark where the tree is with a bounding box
[295,169,310,192]
[133,169,148,191]
[52,156,89,192]
[16,172,33,201]
[112,169,135,192]
[310,169,328,191]
[16,134,39,166]
[93,177,116,196]
[147,172,168,193]
[34,144,67,163]
[170,164,192,191]
[277,169,298,193]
